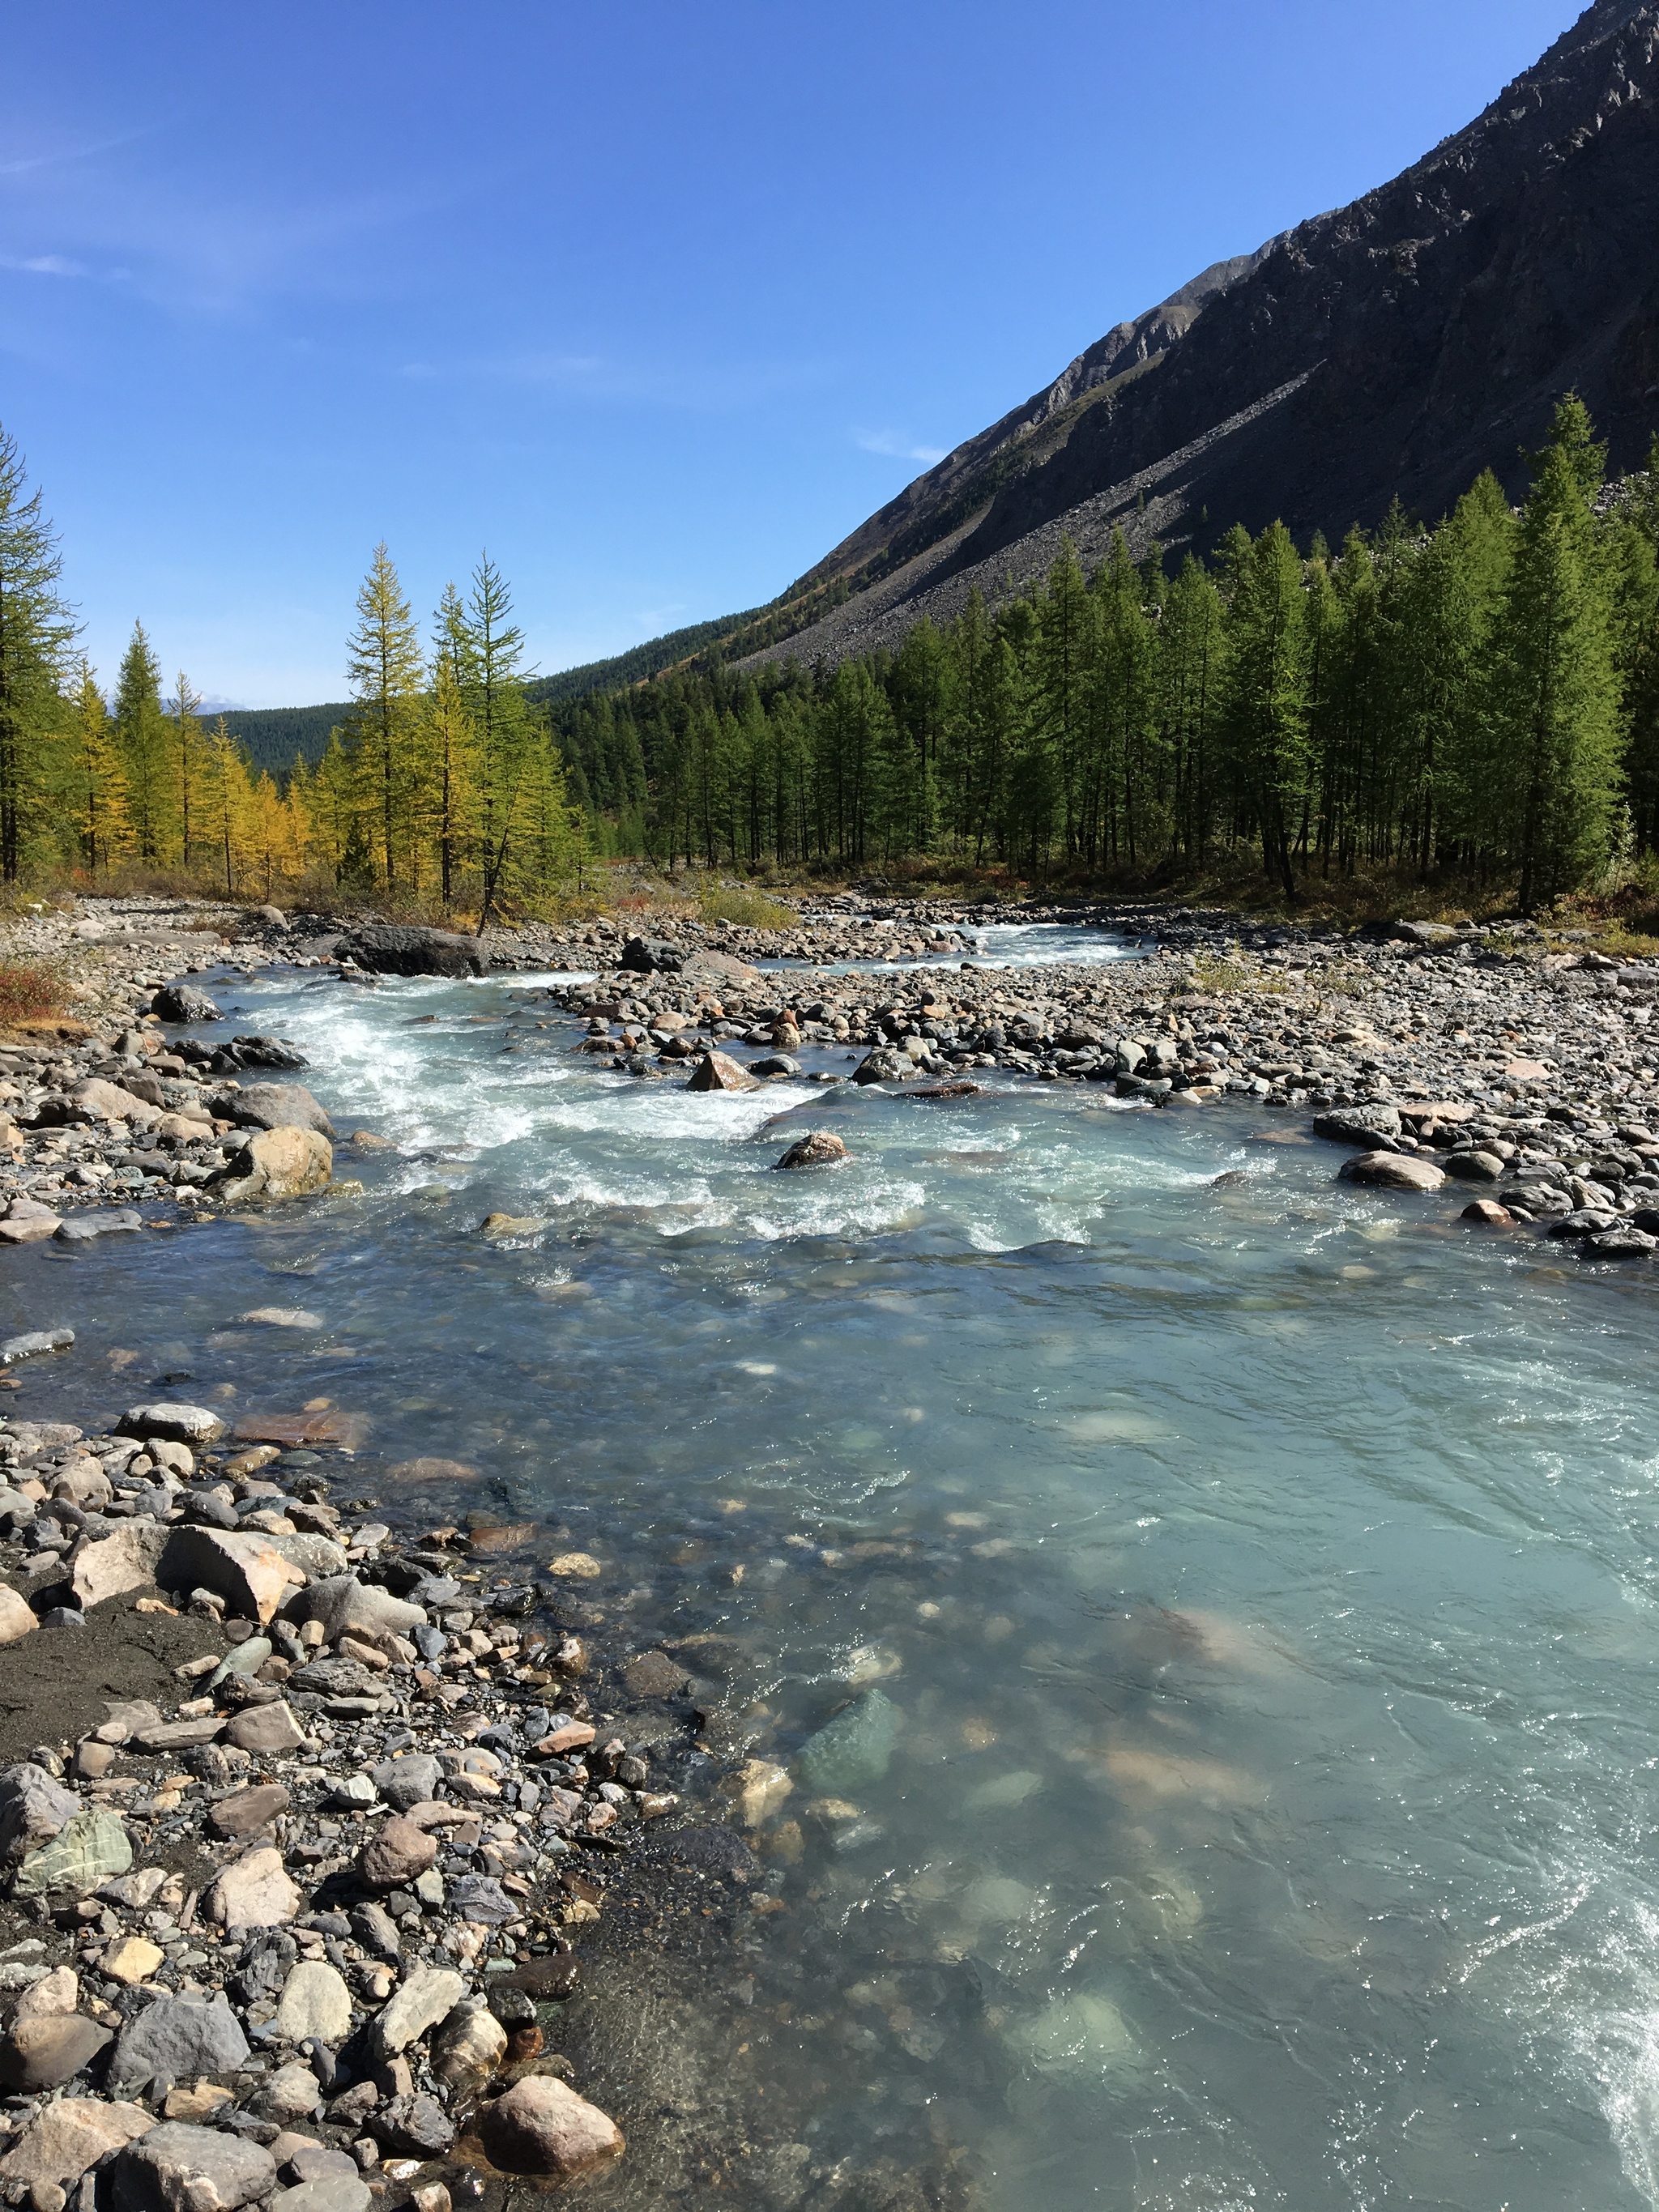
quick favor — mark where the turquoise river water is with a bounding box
[6,939,1659,2211]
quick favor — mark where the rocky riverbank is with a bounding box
[6,892,1659,1264]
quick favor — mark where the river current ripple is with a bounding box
[12,942,1659,2211]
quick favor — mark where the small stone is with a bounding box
[1336,1150,1446,1192]
[358,1818,437,1890]
[774,1131,849,1170]
[371,1753,441,1810]
[14,1808,133,1897]
[1461,1199,1515,1226]
[111,2121,275,2212]
[369,1964,467,2059]
[0,1585,37,1646]
[446,1874,516,1925]
[13,1966,78,2021]
[0,2099,154,2191]
[410,2187,450,2212]
[225,1700,306,1754]
[160,2087,232,2123]
[721,1758,793,1828]
[240,1307,324,1329]
[253,2062,323,2125]
[367,2095,454,2159]
[349,1901,401,1959]
[275,1961,352,2046]
[475,2075,625,2182]
[209,1783,291,1839]
[30,2177,66,2212]
[207,1845,301,1929]
[103,1936,165,1986]
[685,1050,760,1093]
[547,1552,601,1579]
[0,2016,113,2092]
[622,1650,689,1698]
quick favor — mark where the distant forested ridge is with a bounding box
[543,399,1659,911]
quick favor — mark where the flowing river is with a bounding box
[10,945,1659,2211]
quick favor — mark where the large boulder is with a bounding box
[474,2075,625,2181]
[70,1080,161,1129]
[111,1997,249,2094]
[214,1127,333,1203]
[334,925,484,978]
[151,984,221,1024]
[619,935,684,974]
[0,2099,154,2190]
[122,1403,226,1444]
[774,1131,848,1170]
[226,1084,334,1136]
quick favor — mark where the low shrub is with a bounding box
[0,963,63,1025]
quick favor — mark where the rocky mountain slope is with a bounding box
[726,0,1659,668]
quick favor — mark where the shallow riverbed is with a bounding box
[9,963,1659,2210]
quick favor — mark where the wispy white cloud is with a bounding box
[12,254,87,277]
[854,427,947,464]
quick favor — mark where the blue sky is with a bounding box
[2,0,1576,707]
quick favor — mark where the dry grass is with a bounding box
[0,962,64,1025]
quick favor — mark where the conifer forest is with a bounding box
[2,396,1657,915]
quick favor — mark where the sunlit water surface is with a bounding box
[13,966,1659,2211]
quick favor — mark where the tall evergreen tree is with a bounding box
[114,623,171,863]
[344,543,424,891]
[0,427,75,882]
[1223,521,1308,899]
[69,666,129,880]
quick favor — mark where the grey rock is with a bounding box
[348,1902,400,1960]
[335,925,484,979]
[0,1762,81,1861]
[0,2015,113,2092]
[369,1964,466,2059]
[121,1403,226,1445]
[371,1754,441,1811]
[0,1329,73,1366]
[152,985,222,1023]
[270,2180,370,2212]
[367,2095,454,2159]
[227,1084,334,1138]
[112,1994,250,2091]
[1313,1103,1402,1144]
[445,1874,518,1925]
[111,2123,275,2212]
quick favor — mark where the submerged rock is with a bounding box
[1337,1150,1446,1192]
[774,1131,849,1170]
[798,1689,899,1792]
[473,2074,624,2181]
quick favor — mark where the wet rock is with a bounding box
[122,1401,226,1444]
[774,1132,849,1170]
[851,1048,911,1085]
[474,2075,625,2182]
[0,1199,62,1244]
[369,1964,466,2059]
[275,1961,352,2045]
[618,935,682,974]
[333,925,484,980]
[0,1328,74,1366]
[369,1753,441,1811]
[368,2095,454,2159]
[111,2121,276,2212]
[208,1784,290,1839]
[152,984,222,1023]
[1580,1226,1659,1257]
[0,2099,154,2191]
[686,1051,759,1093]
[216,1126,333,1202]
[798,1688,899,1792]
[206,1845,301,1929]
[14,1808,133,1896]
[495,1953,580,2004]
[112,1995,249,2090]
[432,2001,507,2090]
[0,2015,113,2091]
[749,1054,800,1077]
[357,1818,438,1890]
[1443,1150,1505,1182]
[1336,1151,1446,1192]
[0,1762,80,1859]
[1461,1199,1516,1226]
[1313,1104,1402,1144]
[721,1758,793,1828]
[621,1649,690,1699]
[225,1701,307,1754]
[654,1823,759,1883]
